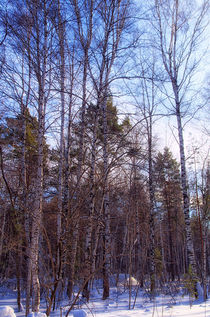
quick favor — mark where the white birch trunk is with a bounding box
[154,0,203,285]
[82,106,99,301]
[30,92,45,312]
[67,1,93,297]
[20,111,32,316]
[175,94,197,275]
[90,0,129,299]
[29,0,48,310]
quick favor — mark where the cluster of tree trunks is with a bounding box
[0,0,209,315]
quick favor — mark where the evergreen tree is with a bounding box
[154,147,184,280]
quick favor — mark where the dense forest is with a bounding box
[0,0,209,316]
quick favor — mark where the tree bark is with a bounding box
[67,1,93,298]
[153,0,206,286]
[175,99,197,276]
[82,106,99,301]
[29,0,48,310]
[102,93,111,300]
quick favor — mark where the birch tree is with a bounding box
[29,1,47,310]
[128,53,160,292]
[8,0,55,311]
[137,61,159,293]
[57,0,66,274]
[82,103,99,301]
[88,0,131,299]
[151,0,209,291]
[65,0,94,300]
[1,1,38,312]
[44,3,67,310]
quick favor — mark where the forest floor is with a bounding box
[0,278,210,317]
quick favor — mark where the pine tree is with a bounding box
[154,147,184,280]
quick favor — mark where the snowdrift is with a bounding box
[0,306,16,317]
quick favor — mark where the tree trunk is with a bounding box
[148,123,156,295]
[175,102,197,276]
[91,202,104,286]
[102,94,111,300]
[67,51,88,299]
[202,165,209,300]
[30,104,44,311]
[56,1,66,301]
[16,247,22,312]
[30,0,47,307]
[0,208,6,262]
[57,1,65,257]
[82,106,99,301]
[154,0,205,287]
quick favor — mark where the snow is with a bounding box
[0,281,210,317]
[0,306,16,317]
[27,313,47,317]
[196,282,204,300]
[118,276,139,287]
[72,310,87,317]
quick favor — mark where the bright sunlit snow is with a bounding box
[0,279,209,317]
[0,306,16,317]
[27,313,47,317]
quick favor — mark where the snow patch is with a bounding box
[118,276,139,287]
[27,313,47,317]
[72,310,87,317]
[0,306,16,317]
[196,282,204,300]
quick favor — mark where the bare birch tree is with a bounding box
[57,0,66,273]
[65,0,94,299]
[88,0,132,299]
[18,0,54,311]
[151,0,209,292]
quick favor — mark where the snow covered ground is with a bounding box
[0,280,209,317]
